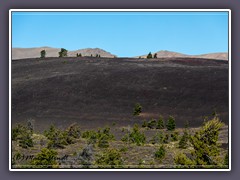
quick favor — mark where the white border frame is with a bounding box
[9,9,231,171]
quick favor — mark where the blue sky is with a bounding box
[12,11,229,57]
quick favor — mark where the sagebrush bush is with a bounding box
[78,144,94,168]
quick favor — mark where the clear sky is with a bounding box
[12,11,229,57]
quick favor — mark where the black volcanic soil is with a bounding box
[11,57,229,131]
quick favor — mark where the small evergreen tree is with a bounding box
[155,145,166,161]
[133,103,142,116]
[147,52,152,59]
[121,124,146,146]
[178,130,189,149]
[150,132,164,144]
[153,53,157,58]
[58,48,68,57]
[95,149,123,168]
[166,116,176,131]
[190,117,224,166]
[147,119,157,129]
[174,117,225,167]
[142,120,147,128]
[170,131,179,141]
[31,148,58,168]
[98,134,110,148]
[40,50,46,58]
[156,116,164,129]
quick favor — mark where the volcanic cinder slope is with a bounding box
[11,57,229,131]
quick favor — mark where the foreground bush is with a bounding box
[150,132,164,145]
[31,148,58,168]
[82,127,114,147]
[95,149,123,168]
[121,124,146,146]
[44,124,82,149]
[12,123,33,149]
[155,145,166,161]
[78,144,94,168]
[174,117,225,168]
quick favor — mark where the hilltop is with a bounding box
[12,47,116,60]
[136,50,228,61]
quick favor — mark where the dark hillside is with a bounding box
[11,57,229,131]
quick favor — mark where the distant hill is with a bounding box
[12,47,116,59]
[193,52,228,60]
[136,50,228,60]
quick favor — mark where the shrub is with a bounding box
[174,117,224,167]
[163,133,169,144]
[95,149,123,168]
[19,133,34,148]
[98,134,110,148]
[147,52,152,59]
[133,103,142,116]
[78,144,94,168]
[82,127,114,145]
[12,124,27,141]
[155,145,166,161]
[178,130,189,149]
[12,123,33,149]
[58,48,68,57]
[66,123,81,139]
[147,119,157,129]
[150,132,164,144]
[40,50,46,58]
[121,124,146,146]
[224,152,229,166]
[153,53,157,58]
[166,116,176,131]
[156,116,164,129]
[31,148,58,168]
[190,117,224,166]
[174,153,194,168]
[170,131,179,141]
[76,53,82,57]
[142,120,147,128]
[44,125,67,149]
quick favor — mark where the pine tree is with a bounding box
[147,52,152,58]
[156,116,164,129]
[133,103,142,116]
[40,50,46,58]
[166,116,176,131]
[153,53,157,58]
[58,48,68,57]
